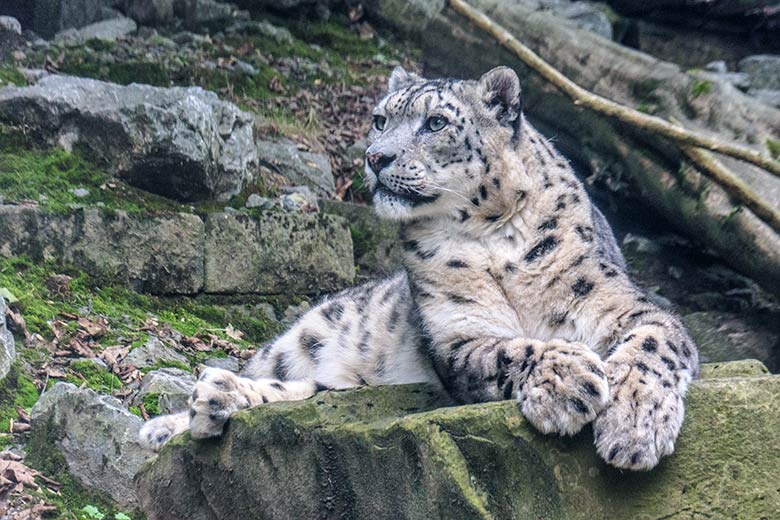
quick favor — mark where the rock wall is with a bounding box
[0,206,355,295]
[136,363,780,519]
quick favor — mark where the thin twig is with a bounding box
[448,0,780,178]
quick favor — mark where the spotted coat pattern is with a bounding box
[140,67,699,471]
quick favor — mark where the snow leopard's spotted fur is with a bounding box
[141,67,699,471]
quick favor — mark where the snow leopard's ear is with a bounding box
[479,66,523,137]
[388,66,424,92]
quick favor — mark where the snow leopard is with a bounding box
[140,66,699,471]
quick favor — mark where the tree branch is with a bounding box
[681,146,780,235]
[448,0,780,178]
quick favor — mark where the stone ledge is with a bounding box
[136,365,780,519]
[0,206,354,295]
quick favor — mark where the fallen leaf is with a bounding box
[224,325,244,341]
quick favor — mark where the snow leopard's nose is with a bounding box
[367,151,396,173]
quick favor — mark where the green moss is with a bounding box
[636,103,652,114]
[767,138,780,160]
[349,223,377,261]
[0,363,40,430]
[690,79,713,98]
[0,257,280,386]
[0,66,26,87]
[0,145,181,213]
[66,360,123,394]
[142,393,161,417]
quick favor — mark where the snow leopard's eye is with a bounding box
[425,115,448,132]
[372,115,387,132]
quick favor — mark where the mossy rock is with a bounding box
[136,362,780,519]
[320,200,402,277]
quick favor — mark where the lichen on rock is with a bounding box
[136,364,780,519]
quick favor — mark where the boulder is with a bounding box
[0,295,16,381]
[738,54,780,90]
[257,139,336,198]
[173,0,244,30]
[1,0,107,39]
[0,206,205,294]
[0,76,258,202]
[30,382,154,509]
[0,16,22,35]
[136,365,780,519]
[203,211,354,294]
[683,311,779,371]
[123,0,174,25]
[122,337,189,370]
[134,367,196,414]
[53,15,136,45]
[750,88,780,108]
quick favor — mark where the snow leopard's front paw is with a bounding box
[517,340,609,436]
[139,412,189,452]
[593,360,684,471]
[189,367,251,439]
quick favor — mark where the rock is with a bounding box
[18,67,49,83]
[137,367,780,519]
[738,54,780,90]
[134,368,196,414]
[122,337,189,370]
[705,60,727,74]
[682,311,779,371]
[698,358,769,379]
[0,75,258,202]
[256,139,335,198]
[69,187,90,198]
[0,16,22,35]
[244,193,272,209]
[279,186,319,213]
[53,16,136,45]
[749,88,780,108]
[0,295,17,381]
[173,0,244,30]
[2,0,107,39]
[0,206,205,294]
[281,301,310,326]
[695,70,750,90]
[321,200,402,277]
[225,19,293,43]
[30,382,154,509]
[123,0,174,25]
[203,211,354,294]
[204,356,240,372]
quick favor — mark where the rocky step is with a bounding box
[133,361,780,519]
[25,360,774,517]
[0,205,354,295]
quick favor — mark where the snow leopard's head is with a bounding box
[365,66,524,221]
